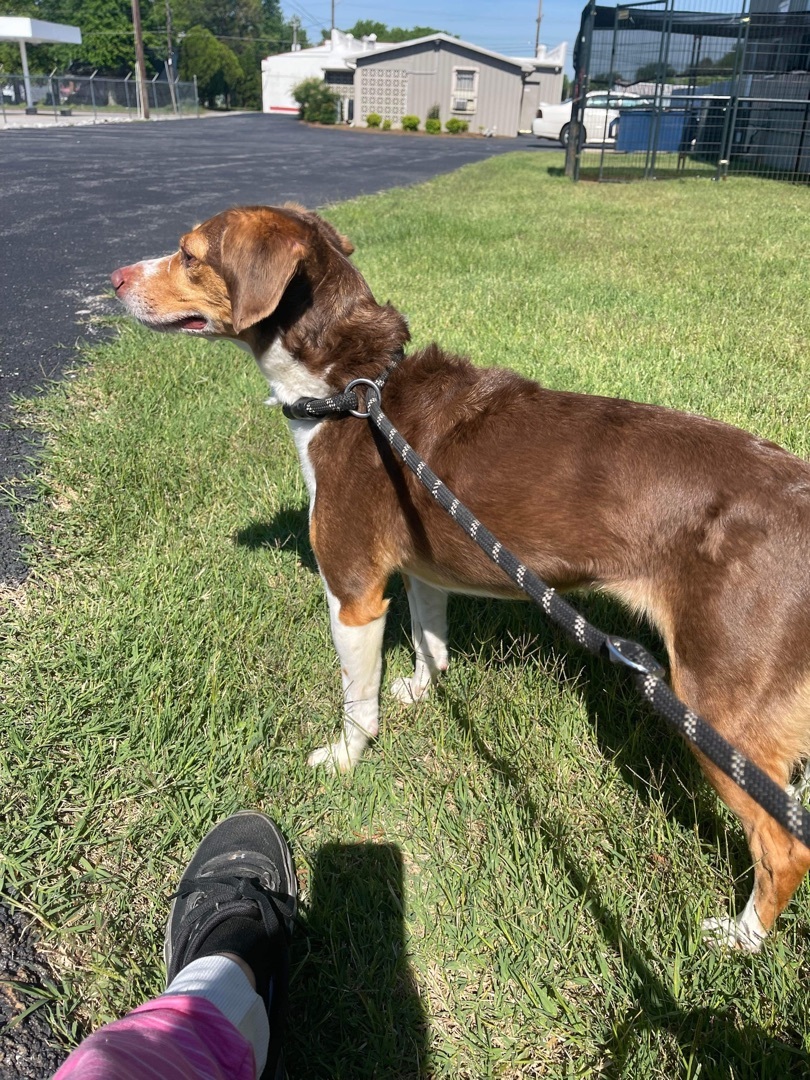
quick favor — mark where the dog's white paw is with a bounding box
[701,914,764,953]
[391,676,431,705]
[786,767,810,800]
[307,741,357,773]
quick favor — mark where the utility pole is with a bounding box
[331,0,335,32]
[131,0,150,119]
[534,0,543,56]
[165,0,178,113]
[291,15,300,51]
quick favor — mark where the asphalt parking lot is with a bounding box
[0,112,539,583]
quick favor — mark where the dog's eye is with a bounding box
[181,248,197,267]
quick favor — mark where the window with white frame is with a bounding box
[451,67,478,114]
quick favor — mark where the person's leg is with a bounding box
[53,812,297,1080]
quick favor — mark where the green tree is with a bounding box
[344,19,387,39]
[709,47,744,74]
[173,0,262,39]
[634,62,676,83]
[0,0,303,105]
[172,0,306,107]
[179,25,242,108]
[391,25,447,41]
[589,70,622,90]
[0,0,34,72]
[0,0,163,75]
[343,20,448,43]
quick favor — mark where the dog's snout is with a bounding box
[110,266,130,293]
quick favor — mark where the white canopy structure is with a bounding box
[0,18,82,110]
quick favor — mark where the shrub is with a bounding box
[401,114,420,131]
[366,112,382,128]
[291,77,339,123]
[425,117,441,134]
[445,117,469,134]
[427,103,441,120]
[382,118,391,130]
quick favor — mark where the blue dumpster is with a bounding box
[615,109,688,153]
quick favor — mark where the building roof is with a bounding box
[508,42,567,72]
[262,28,388,72]
[352,33,537,74]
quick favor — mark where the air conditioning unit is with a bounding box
[453,97,469,112]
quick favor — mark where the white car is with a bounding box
[532,91,652,147]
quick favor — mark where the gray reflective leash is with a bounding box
[284,376,810,847]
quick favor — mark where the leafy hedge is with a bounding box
[292,78,339,124]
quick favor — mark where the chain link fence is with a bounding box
[1,71,199,124]
[567,0,810,184]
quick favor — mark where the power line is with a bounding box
[285,0,324,30]
[75,28,301,45]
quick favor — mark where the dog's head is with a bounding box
[110,205,356,338]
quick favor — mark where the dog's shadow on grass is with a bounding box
[238,505,807,1073]
[442,590,737,851]
[235,506,319,575]
[236,504,736,854]
[435,598,809,1076]
[286,841,429,1079]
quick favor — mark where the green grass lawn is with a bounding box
[3,153,810,1077]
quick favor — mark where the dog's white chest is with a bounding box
[255,339,331,406]
[288,419,322,512]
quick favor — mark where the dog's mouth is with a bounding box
[161,315,209,333]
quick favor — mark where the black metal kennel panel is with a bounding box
[569,0,810,183]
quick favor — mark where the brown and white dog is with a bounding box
[112,204,810,952]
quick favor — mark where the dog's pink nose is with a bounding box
[110,266,129,292]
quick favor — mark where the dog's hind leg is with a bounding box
[700,767,810,951]
[391,575,449,705]
[695,689,810,951]
[308,578,388,772]
[786,757,810,798]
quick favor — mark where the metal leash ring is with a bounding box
[345,378,382,418]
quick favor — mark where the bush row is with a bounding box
[290,80,472,134]
[366,113,469,133]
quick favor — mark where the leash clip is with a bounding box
[345,378,381,419]
[604,636,665,678]
[282,398,314,420]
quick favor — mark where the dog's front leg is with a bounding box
[308,579,387,772]
[392,575,449,704]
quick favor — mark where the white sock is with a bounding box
[163,954,271,1077]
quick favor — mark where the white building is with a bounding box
[262,29,567,133]
[261,28,384,116]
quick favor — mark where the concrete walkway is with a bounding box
[0,108,239,129]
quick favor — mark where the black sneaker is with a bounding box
[165,811,297,1079]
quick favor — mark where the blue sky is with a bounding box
[287,0,582,70]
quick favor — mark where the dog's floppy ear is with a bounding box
[282,201,354,256]
[221,216,307,334]
[320,221,354,256]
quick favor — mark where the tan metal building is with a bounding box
[352,34,565,137]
